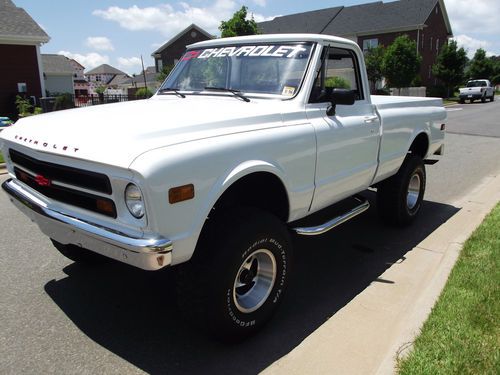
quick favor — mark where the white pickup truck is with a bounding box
[1,34,445,340]
[458,79,495,103]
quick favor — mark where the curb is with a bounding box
[0,163,6,175]
[262,170,500,375]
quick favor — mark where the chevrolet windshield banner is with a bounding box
[182,45,310,61]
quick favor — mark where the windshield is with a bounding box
[160,43,314,97]
[466,80,487,87]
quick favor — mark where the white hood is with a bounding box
[1,95,285,168]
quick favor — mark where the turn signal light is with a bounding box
[169,184,195,204]
[96,199,116,217]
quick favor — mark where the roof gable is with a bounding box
[152,23,213,56]
[0,0,49,44]
[85,64,127,75]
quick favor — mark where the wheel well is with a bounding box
[210,172,289,222]
[409,133,429,159]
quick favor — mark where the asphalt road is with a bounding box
[1,99,500,375]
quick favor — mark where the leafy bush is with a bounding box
[325,76,351,89]
[135,87,153,98]
[54,93,74,110]
[426,85,447,98]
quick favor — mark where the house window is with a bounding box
[430,37,433,51]
[95,75,101,82]
[436,38,439,53]
[421,34,424,49]
[428,65,432,79]
[157,59,163,71]
[362,38,378,53]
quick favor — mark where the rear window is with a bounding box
[466,80,487,87]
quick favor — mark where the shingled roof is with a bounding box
[258,0,452,37]
[42,54,74,75]
[85,64,127,76]
[0,0,49,43]
[258,6,343,34]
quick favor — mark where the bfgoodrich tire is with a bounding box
[176,207,292,341]
[51,239,108,264]
[377,154,426,226]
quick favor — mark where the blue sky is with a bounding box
[14,0,500,74]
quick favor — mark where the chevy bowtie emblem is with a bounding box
[35,174,51,187]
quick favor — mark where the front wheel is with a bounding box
[491,95,495,102]
[377,154,426,226]
[176,207,292,341]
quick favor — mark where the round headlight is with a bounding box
[125,183,145,218]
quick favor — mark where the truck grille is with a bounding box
[9,149,116,218]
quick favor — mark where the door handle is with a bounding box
[364,115,378,123]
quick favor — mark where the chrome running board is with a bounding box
[293,196,370,236]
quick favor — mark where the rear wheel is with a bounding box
[51,239,108,264]
[377,154,426,226]
[176,207,292,341]
[491,94,495,102]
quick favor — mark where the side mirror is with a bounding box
[325,88,356,116]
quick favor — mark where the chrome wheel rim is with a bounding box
[407,173,421,210]
[233,249,276,313]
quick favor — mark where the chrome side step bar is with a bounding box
[293,196,370,236]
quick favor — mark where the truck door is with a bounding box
[306,45,380,212]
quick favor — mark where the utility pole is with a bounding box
[141,55,147,91]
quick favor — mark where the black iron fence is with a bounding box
[40,94,147,113]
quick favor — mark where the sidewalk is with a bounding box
[262,171,500,375]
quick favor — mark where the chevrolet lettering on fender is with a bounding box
[0,34,445,340]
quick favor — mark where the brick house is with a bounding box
[84,64,128,95]
[0,0,49,118]
[258,0,453,87]
[151,24,213,73]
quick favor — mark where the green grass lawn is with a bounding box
[0,152,4,164]
[398,203,500,374]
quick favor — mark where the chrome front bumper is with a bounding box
[2,179,173,270]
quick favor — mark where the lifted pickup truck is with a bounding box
[0,34,445,340]
[459,79,495,103]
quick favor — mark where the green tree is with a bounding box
[467,48,494,80]
[382,35,422,88]
[157,64,174,82]
[365,45,385,93]
[219,6,258,38]
[432,40,468,98]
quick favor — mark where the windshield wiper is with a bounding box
[204,87,250,102]
[158,87,186,98]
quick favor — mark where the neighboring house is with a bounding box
[68,59,89,96]
[258,0,452,87]
[151,24,213,73]
[0,0,50,118]
[42,54,74,95]
[107,67,161,95]
[85,64,128,94]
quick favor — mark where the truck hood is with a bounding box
[0,95,284,168]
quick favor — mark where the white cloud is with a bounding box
[446,0,500,35]
[117,57,142,73]
[453,34,494,57]
[85,36,114,51]
[252,0,266,6]
[58,51,109,71]
[93,0,269,38]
